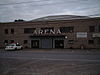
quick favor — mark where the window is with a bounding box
[11,29,14,34]
[10,40,14,43]
[4,40,8,43]
[55,40,64,48]
[89,26,95,32]
[4,29,8,34]
[98,39,100,44]
[24,40,28,44]
[99,26,100,32]
[60,27,74,33]
[31,40,39,48]
[24,28,36,33]
[88,40,94,44]
[41,27,54,33]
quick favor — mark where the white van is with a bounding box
[5,43,23,50]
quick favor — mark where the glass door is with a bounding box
[31,40,39,48]
[55,40,64,48]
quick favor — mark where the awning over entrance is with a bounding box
[93,33,100,38]
[30,35,65,49]
[30,35,66,38]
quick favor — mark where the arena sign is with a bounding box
[33,29,61,35]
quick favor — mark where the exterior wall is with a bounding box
[0,18,100,49]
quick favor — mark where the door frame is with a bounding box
[31,40,40,48]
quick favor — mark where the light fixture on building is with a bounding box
[65,36,68,39]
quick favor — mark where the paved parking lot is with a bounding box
[0,58,100,75]
[0,49,100,75]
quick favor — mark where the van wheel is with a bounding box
[21,47,23,50]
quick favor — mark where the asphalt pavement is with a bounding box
[0,49,100,75]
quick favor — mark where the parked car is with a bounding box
[5,43,23,50]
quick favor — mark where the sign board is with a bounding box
[76,32,87,38]
[93,33,100,37]
[33,29,61,35]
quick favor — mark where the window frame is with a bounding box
[11,28,14,34]
[60,26,74,33]
[24,28,36,34]
[4,29,8,34]
[88,40,94,44]
[24,40,28,44]
[89,26,95,32]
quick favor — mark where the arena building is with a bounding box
[0,15,100,49]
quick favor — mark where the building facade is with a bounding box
[0,16,100,49]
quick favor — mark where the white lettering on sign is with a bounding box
[38,30,43,34]
[76,32,87,38]
[57,29,61,34]
[50,29,55,34]
[33,30,38,34]
[33,29,61,35]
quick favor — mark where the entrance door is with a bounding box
[42,39,52,48]
[31,40,39,48]
[55,40,64,48]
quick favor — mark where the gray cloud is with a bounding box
[0,0,100,22]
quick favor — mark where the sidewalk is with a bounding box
[0,48,100,52]
[22,48,100,53]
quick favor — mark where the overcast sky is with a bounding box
[0,0,100,22]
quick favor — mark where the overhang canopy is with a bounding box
[30,34,66,39]
[93,33,100,37]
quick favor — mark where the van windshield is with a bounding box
[7,44,15,46]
